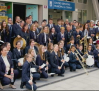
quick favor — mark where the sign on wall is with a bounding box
[26,5,38,21]
[48,0,75,11]
[0,16,8,23]
[0,6,7,12]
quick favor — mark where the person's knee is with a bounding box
[2,78,10,86]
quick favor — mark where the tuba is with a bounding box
[13,37,26,49]
[96,33,99,40]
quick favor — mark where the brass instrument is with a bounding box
[13,37,26,49]
[96,33,99,40]
[75,49,88,75]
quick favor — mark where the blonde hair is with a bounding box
[60,27,65,30]
[30,24,37,31]
[39,45,45,61]
[23,54,31,63]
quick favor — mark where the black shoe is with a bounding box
[58,74,64,77]
[20,82,24,89]
[51,75,54,77]
[33,81,36,84]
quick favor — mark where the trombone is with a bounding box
[75,48,88,75]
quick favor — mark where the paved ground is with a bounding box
[2,67,99,90]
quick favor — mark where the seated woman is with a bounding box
[12,41,23,75]
[49,44,65,77]
[28,49,41,83]
[21,54,37,91]
[0,45,18,89]
[36,45,49,79]
[58,42,69,68]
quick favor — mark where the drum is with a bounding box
[63,53,70,62]
[86,55,94,66]
[30,68,37,73]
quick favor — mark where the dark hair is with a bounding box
[79,44,83,47]
[29,39,35,45]
[22,24,29,33]
[34,21,38,23]
[71,45,75,49]
[70,37,74,41]
[57,19,61,22]
[25,17,29,21]
[3,42,10,47]
[1,20,9,34]
[16,41,21,45]
[49,27,55,34]
[83,23,89,32]
[43,19,47,22]
[0,45,6,54]
[49,18,53,21]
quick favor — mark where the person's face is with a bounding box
[65,20,69,24]
[88,46,92,51]
[31,50,35,57]
[3,22,6,28]
[67,26,71,31]
[30,41,35,47]
[54,45,58,52]
[97,22,99,26]
[61,21,64,25]
[51,28,55,33]
[1,47,7,56]
[35,22,38,27]
[91,23,93,27]
[8,18,12,24]
[61,29,65,33]
[24,25,28,31]
[76,29,79,32]
[75,22,78,27]
[49,20,53,24]
[7,43,11,51]
[58,21,61,25]
[33,26,36,31]
[16,17,20,23]
[30,16,32,20]
[85,24,88,29]
[59,43,63,49]
[20,21,25,27]
[71,47,75,52]
[42,46,45,53]
[44,27,48,33]
[79,46,83,51]
[89,39,92,43]
[42,22,46,27]
[27,55,33,62]
[61,41,64,47]
[71,40,74,44]
[16,42,21,49]
[50,44,53,50]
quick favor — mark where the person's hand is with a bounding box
[39,66,42,70]
[61,59,64,63]
[98,54,99,56]
[58,66,61,70]
[49,38,51,42]
[62,38,65,41]
[18,62,22,66]
[77,35,80,37]
[82,38,84,40]
[68,51,71,54]
[29,81,33,85]
[7,75,12,79]
[76,58,79,60]
[46,66,48,70]
[46,61,49,65]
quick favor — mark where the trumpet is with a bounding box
[74,49,88,75]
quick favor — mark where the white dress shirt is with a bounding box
[44,33,47,42]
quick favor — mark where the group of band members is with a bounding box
[0,15,99,91]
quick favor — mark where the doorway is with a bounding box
[13,4,26,23]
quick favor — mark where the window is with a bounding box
[78,0,87,4]
[65,11,72,22]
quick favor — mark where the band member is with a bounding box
[1,20,10,42]
[36,45,48,78]
[55,19,62,33]
[57,27,66,45]
[88,45,93,55]
[21,24,30,46]
[12,16,22,38]
[89,22,96,41]
[20,20,25,29]
[25,39,38,56]
[88,38,96,52]
[30,24,38,42]
[66,25,73,43]
[39,26,51,46]
[58,42,69,68]
[61,20,65,27]
[28,15,33,24]
[69,45,82,72]
[67,37,75,52]
[49,44,65,77]
[49,27,57,44]
[47,19,55,30]
[0,45,18,89]
[93,44,99,68]
[12,41,23,72]
[73,26,83,44]
[77,44,84,56]
[28,49,41,83]
[21,54,37,91]
[82,23,90,37]
[95,21,99,35]
[4,42,13,59]
[25,17,31,30]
